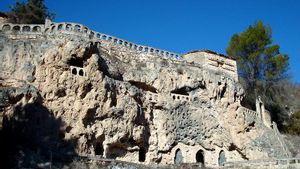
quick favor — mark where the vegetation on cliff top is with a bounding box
[6,0,55,24]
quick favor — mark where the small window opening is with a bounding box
[72,68,77,75]
[79,69,84,76]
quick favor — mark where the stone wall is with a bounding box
[183,50,238,81]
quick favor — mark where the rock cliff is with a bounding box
[0,20,291,168]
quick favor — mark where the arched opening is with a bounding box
[95,135,105,156]
[32,26,41,32]
[57,24,63,30]
[74,25,81,32]
[2,24,11,31]
[72,68,77,75]
[51,25,55,32]
[218,150,226,166]
[12,26,20,31]
[79,69,84,76]
[90,31,95,38]
[102,35,107,40]
[196,150,204,165]
[22,26,30,32]
[83,27,88,33]
[66,24,72,31]
[174,148,183,165]
[95,142,104,156]
[118,40,123,45]
[139,148,146,162]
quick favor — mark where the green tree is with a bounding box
[284,110,300,135]
[226,21,289,125]
[7,0,55,24]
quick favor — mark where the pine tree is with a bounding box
[8,0,55,24]
[226,21,289,126]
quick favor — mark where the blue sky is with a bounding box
[1,0,300,82]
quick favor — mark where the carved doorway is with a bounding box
[174,148,183,165]
[196,149,204,166]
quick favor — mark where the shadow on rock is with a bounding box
[0,101,77,169]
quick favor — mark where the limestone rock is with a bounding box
[0,20,291,168]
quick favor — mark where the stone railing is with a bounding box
[145,91,159,103]
[239,106,259,118]
[145,91,191,103]
[171,93,190,102]
[224,158,300,168]
[0,23,44,33]
[272,122,291,158]
[0,21,182,60]
[45,22,182,59]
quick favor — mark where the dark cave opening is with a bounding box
[171,87,190,95]
[128,81,157,93]
[139,148,146,162]
[95,142,104,156]
[67,54,84,67]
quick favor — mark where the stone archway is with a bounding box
[196,149,204,165]
[218,150,226,166]
[174,148,183,165]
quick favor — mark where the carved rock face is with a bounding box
[0,23,288,168]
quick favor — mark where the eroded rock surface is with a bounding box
[0,21,290,168]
